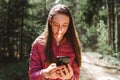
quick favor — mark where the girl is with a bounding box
[29,4,82,80]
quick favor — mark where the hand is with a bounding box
[42,63,59,79]
[56,64,73,79]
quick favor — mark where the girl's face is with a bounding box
[50,14,70,42]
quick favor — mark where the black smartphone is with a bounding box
[56,56,70,66]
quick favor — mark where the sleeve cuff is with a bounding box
[40,69,49,79]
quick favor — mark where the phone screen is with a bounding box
[56,56,70,66]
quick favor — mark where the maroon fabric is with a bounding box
[28,37,80,80]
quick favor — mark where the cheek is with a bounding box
[51,27,57,34]
[64,27,68,34]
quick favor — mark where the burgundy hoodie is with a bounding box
[28,37,80,80]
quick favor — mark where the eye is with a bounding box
[63,25,67,27]
[54,24,59,26]
[53,23,59,27]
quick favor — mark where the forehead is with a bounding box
[51,14,70,23]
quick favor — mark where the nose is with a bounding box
[58,27,62,34]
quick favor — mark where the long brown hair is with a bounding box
[38,4,81,67]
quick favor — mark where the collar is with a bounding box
[52,36,67,46]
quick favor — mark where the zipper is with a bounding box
[56,42,60,56]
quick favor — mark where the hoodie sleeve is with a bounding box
[71,59,80,80]
[28,42,45,80]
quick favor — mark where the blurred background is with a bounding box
[0,0,120,80]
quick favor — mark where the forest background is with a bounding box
[0,0,120,80]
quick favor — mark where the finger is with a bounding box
[56,70,60,74]
[50,67,60,76]
[67,64,72,71]
[67,64,73,75]
[60,68,65,77]
[50,72,56,77]
[47,63,56,71]
[62,65,69,75]
[50,63,57,68]
[56,69,62,78]
[50,72,58,79]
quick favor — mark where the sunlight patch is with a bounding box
[96,75,119,80]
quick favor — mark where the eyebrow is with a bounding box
[52,21,69,24]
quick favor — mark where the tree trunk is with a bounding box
[20,0,24,61]
[115,0,120,52]
[117,15,120,51]
[6,0,14,62]
[106,0,115,52]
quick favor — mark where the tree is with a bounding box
[0,0,32,68]
[0,0,9,67]
[115,0,120,56]
[106,0,115,52]
[76,0,106,51]
[0,0,51,66]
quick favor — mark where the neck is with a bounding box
[54,36,64,43]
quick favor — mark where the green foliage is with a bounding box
[78,0,105,25]
[72,0,106,51]
[96,20,112,54]
[113,52,120,60]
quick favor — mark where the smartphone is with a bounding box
[56,56,70,66]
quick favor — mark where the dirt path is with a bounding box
[81,52,120,80]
